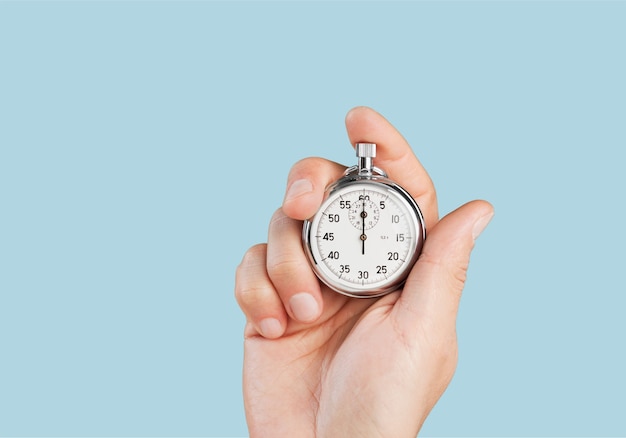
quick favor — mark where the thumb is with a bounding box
[394,200,494,337]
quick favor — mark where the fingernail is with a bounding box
[289,292,320,323]
[472,212,494,241]
[258,318,283,339]
[284,179,313,203]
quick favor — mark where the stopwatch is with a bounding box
[303,143,426,298]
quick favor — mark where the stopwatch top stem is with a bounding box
[356,143,376,175]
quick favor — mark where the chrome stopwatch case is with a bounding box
[303,143,426,298]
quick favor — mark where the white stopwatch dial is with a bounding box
[303,143,426,298]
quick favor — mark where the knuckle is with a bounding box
[418,250,469,294]
[237,244,267,272]
[235,282,268,309]
[288,156,332,179]
[269,208,303,241]
[269,207,290,228]
[235,244,267,301]
[267,257,307,284]
[449,264,468,291]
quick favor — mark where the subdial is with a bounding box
[348,199,380,230]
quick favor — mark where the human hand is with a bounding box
[235,107,494,437]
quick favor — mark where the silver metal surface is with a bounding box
[356,142,376,157]
[356,142,376,175]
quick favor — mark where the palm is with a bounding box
[243,286,452,437]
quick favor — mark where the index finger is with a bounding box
[345,106,438,229]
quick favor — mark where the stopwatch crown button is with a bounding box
[355,143,376,158]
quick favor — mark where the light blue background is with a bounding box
[1,1,625,436]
